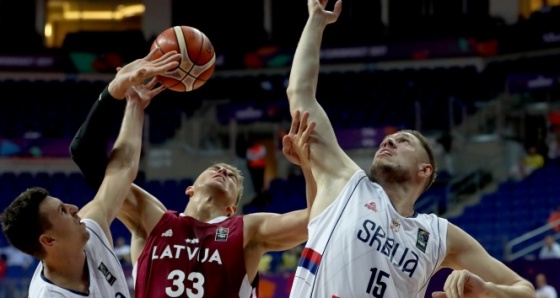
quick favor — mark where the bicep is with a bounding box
[442,223,524,285]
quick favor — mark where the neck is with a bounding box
[184,196,228,223]
[381,181,419,217]
[42,250,88,292]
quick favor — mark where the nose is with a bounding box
[382,137,395,149]
[217,167,228,176]
[67,204,79,215]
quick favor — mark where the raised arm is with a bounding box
[433,223,535,298]
[287,0,360,220]
[77,81,156,245]
[74,50,181,245]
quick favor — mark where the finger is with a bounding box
[456,271,468,298]
[443,272,454,298]
[116,67,122,72]
[333,0,342,17]
[431,292,446,298]
[151,53,181,72]
[282,135,292,152]
[150,84,167,97]
[448,272,459,298]
[152,51,180,67]
[145,77,159,90]
[290,110,301,135]
[298,111,310,137]
[144,47,160,61]
[302,121,316,144]
[144,53,181,77]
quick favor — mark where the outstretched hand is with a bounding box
[432,269,489,298]
[282,110,316,168]
[125,77,166,109]
[308,0,342,26]
[109,48,182,99]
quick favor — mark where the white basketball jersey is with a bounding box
[29,219,130,298]
[290,170,447,298]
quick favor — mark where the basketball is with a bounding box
[150,26,216,92]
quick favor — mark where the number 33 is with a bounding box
[166,270,205,298]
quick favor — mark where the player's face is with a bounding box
[39,196,89,250]
[193,165,240,205]
[370,132,428,184]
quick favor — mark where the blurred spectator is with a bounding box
[114,236,131,265]
[510,145,545,180]
[0,245,34,270]
[539,235,560,259]
[535,273,558,298]
[0,253,6,279]
[548,134,560,161]
[437,131,454,176]
[548,205,560,232]
[524,145,545,173]
[246,137,267,195]
[278,245,303,274]
[258,253,274,274]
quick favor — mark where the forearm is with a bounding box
[108,99,144,179]
[484,280,536,298]
[302,166,317,211]
[286,16,325,102]
[70,85,124,190]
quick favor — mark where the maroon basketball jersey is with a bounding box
[134,211,254,297]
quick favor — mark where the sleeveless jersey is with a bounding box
[290,170,448,298]
[133,211,254,298]
[28,219,130,298]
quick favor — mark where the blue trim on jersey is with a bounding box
[308,174,367,296]
[298,255,319,275]
[39,257,90,296]
[85,223,121,264]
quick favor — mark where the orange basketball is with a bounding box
[150,26,216,92]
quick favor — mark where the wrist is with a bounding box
[100,84,120,102]
[308,14,328,29]
[107,80,126,100]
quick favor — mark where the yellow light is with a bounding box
[44,23,52,38]
[62,3,145,20]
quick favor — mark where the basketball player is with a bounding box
[285,0,535,297]
[0,48,181,298]
[70,80,317,296]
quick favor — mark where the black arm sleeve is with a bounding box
[70,85,126,190]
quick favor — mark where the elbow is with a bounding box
[286,81,314,100]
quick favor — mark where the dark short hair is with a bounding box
[402,130,437,192]
[1,187,51,259]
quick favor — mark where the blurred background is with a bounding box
[0,0,559,297]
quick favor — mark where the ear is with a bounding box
[186,186,194,197]
[226,205,238,217]
[39,233,55,248]
[418,163,433,179]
